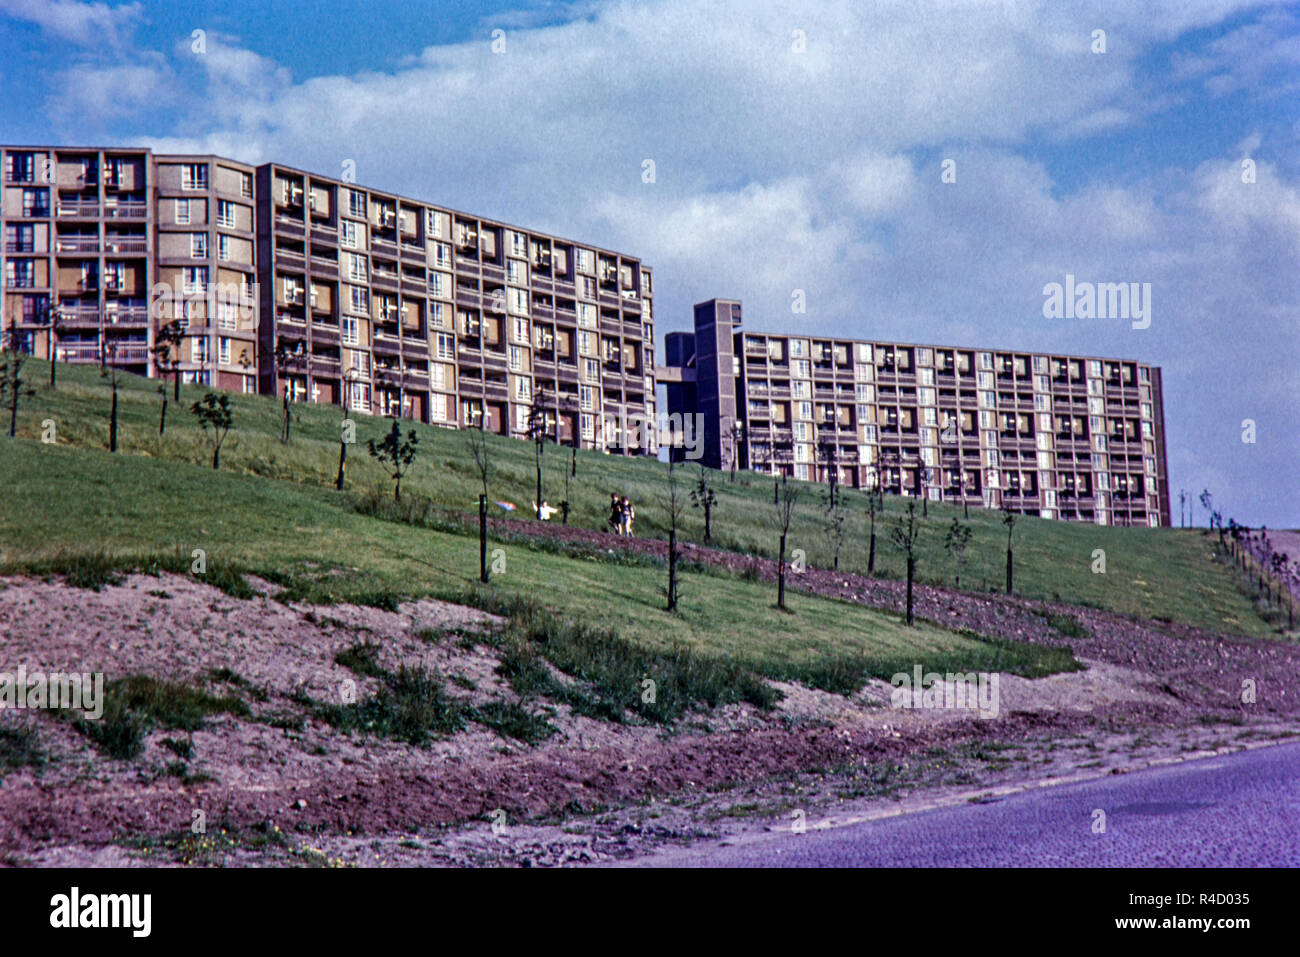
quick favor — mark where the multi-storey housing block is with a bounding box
[663,299,1171,527]
[0,145,655,452]
[256,162,655,448]
[1,146,153,372]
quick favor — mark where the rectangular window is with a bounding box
[340,220,358,249]
[436,333,455,360]
[347,253,367,282]
[217,235,231,261]
[176,199,192,225]
[341,317,358,346]
[183,267,208,294]
[181,163,209,190]
[348,190,367,218]
[217,200,236,228]
[190,233,207,258]
[219,337,231,365]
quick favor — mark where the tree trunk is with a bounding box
[1005,541,1014,595]
[282,391,291,443]
[905,555,915,625]
[868,523,877,574]
[336,436,347,490]
[535,459,542,519]
[212,445,220,470]
[777,532,787,610]
[704,505,711,543]
[174,368,180,402]
[668,533,681,605]
[158,396,167,436]
[49,331,56,389]
[109,388,118,452]
[479,494,489,583]
[964,500,969,519]
[8,386,18,438]
[394,477,401,503]
[571,441,577,478]
[774,479,779,506]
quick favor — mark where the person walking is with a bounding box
[608,493,623,536]
[620,495,635,537]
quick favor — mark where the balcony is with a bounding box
[105,305,149,325]
[105,238,148,254]
[105,201,147,219]
[56,199,100,218]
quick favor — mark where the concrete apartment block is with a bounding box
[0,145,656,454]
[662,299,1171,527]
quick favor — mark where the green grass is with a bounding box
[0,431,1078,713]
[0,723,48,777]
[1,358,1278,638]
[64,674,251,760]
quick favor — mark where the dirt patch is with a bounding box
[2,563,1298,867]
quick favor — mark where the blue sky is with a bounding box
[2,0,1297,526]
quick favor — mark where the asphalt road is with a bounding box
[632,742,1300,867]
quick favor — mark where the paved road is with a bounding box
[631,743,1300,867]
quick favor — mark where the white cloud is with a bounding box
[0,0,142,48]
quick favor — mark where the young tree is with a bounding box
[156,384,168,436]
[865,478,884,574]
[1,322,35,439]
[191,392,233,469]
[102,341,122,453]
[273,337,302,443]
[1001,504,1018,595]
[818,437,840,512]
[891,501,921,626]
[1198,489,1214,530]
[725,420,746,482]
[526,389,548,518]
[44,303,64,390]
[151,319,184,402]
[825,494,847,572]
[774,472,800,611]
[944,516,972,588]
[662,465,686,612]
[690,464,717,543]
[465,422,491,583]
[367,419,419,502]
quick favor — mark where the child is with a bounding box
[620,496,635,537]
[608,493,623,535]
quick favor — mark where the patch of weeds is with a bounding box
[65,674,249,760]
[450,674,477,691]
[160,737,193,760]
[0,723,49,776]
[310,664,466,746]
[1042,611,1090,639]
[206,667,269,702]
[469,700,555,744]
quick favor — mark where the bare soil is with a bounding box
[1,516,1297,867]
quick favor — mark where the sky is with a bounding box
[1,0,1296,526]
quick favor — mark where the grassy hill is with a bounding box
[0,357,1278,640]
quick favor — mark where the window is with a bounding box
[508,345,523,372]
[7,152,35,182]
[430,393,447,422]
[347,253,367,282]
[576,248,595,274]
[512,317,529,343]
[508,288,529,315]
[183,267,208,294]
[4,260,34,287]
[348,286,369,314]
[578,303,596,328]
[511,232,527,257]
[426,210,445,239]
[342,317,359,346]
[348,190,367,218]
[193,336,209,362]
[340,221,358,249]
[430,301,447,329]
[219,337,231,365]
[436,333,455,360]
[217,235,231,262]
[578,331,595,355]
[584,358,599,381]
[580,276,596,300]
[181,163,208,190]
[176,199,192,225]
[508,259,526,284]
[579,387,594,411]
[515,376,532,401]
[190,233,208,258]
[434,243,451,267]
[581,413,594,439]
[429,271,450,299]
[22,189,49,217]
[217,200,236,228]
[216,301,238,331]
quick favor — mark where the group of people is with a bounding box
[608,494,636,537]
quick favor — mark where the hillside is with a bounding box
[0,357,1280,640]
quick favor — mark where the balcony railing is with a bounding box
[56,200,100,217]
[56,237,100,253]
[105,202,147,219]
